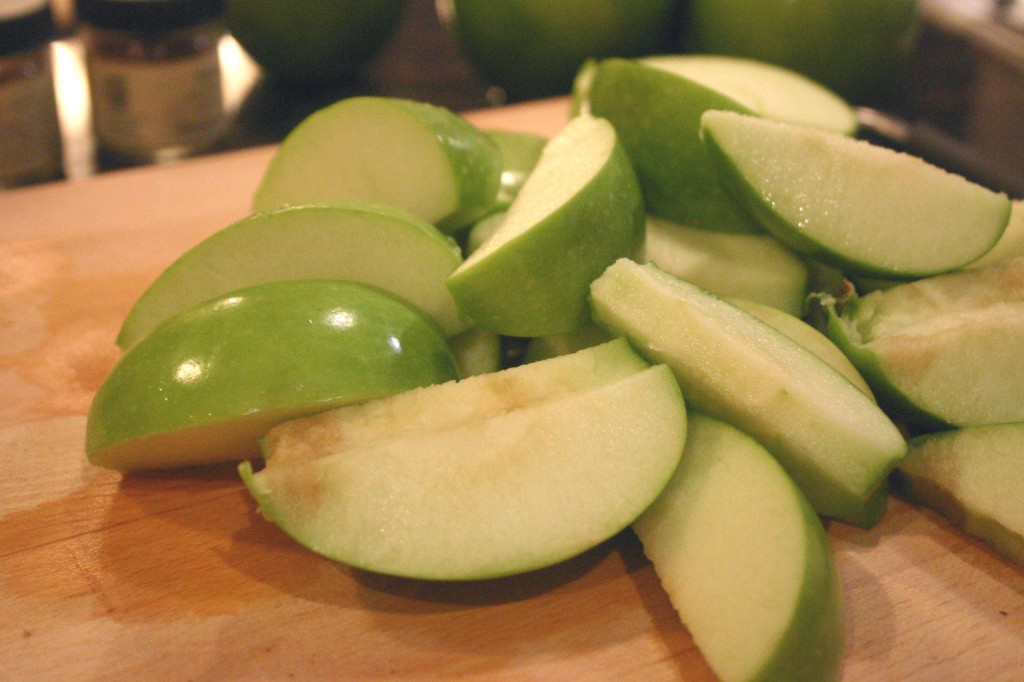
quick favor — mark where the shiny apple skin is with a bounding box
[87,279,458,471]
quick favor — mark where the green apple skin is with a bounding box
[820,256,1024,429]
[118,203,467,348]
[447,115,645,337]
[87,280,458,472]
[440,0,681,100]
[701,110,1012,280]
[587,58,759,233]
[584,56,856,233]
[643,216,809,316]
[687,0,917,104]
[634,412,844,682]
[253,97,503,233]
[225,0,406,86]
[590,258,906,526]
[242,352,687,580]
[896,423,1024,568]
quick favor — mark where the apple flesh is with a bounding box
[242,342,686,580]
[701,110,1012,279]
[583,55,855,232]
[487,129,547,211]
[821,256,1024,429]
[590,258,906,527]
[447,114,645,337]
[895,423,1024,568]
[643,215,809,317]
[87,280,459,471]
[634,412,844,682]
[252,96,503,233]
[118,203,467,348]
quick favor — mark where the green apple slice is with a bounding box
[262,337,647,465]
[968,199,1024,269]
[590,258,906,526]
[727,297,873,399]
[118,203,466,348]
[447,327,502,377]
[487,129,547,211]
[895,423,1024,568]
[820,256,1024,428]
[242,355,686,580]
[522,321,615,364]
[583,55,855,232]
[644,216,809,316]
[446,114,645,337]
[87,280,458,472]
[252,96,503,233]
[701,109,1012,278]
[634,412,844,682]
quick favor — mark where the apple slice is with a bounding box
[895,423,1024,568]
[118,203,466,348]
[241,350,686,580]
[252,96,503,233]
[727,297,873,399]
[634,412,844,682]
[968,199,1024,269]
[820,256,1024,429]
[590,258,906,526]
[87,280,459,472]
[487,129,547,211]
[701,109,1012,279]
[446,114,645,337]
[583,55,855,232]
[643,216,809,316]
[447,327,502,377]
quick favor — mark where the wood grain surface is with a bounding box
[1,97,1022,681]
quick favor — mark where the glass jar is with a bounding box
[0,0,62,188]
[77,0,226,163]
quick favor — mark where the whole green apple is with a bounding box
[87,279,458,471]
[439,0,682,100]
[225,0,407,86]
[687,0,917,104]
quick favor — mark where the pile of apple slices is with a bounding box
[85,55,1024,682]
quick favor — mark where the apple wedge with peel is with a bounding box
[118,203,467,348]
[590,258,906,527]
[634,412,844,682]
[819,256,1024,429]
[252,96,502,233]
[487,129,547,211]
[701,109,1012,279]
[643,216,809,317]
[240,341,687,580]
[87,280,459,472]
[895,423,1024,568]
[583,55,856,232]
[446,114,645,337]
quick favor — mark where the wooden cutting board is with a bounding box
[1,97,1022,681]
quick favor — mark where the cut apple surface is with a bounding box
[583,55,855,232]
[590,258,905,526]
[252,96,502,233]
[634,412,844,682]
[242,342,686,580]
[701,109,1012,278]
[643,215,809,316]
[87,280,459,472]
[896,423,1024,568]
[446,114,645,337]
[821,256,1024,428]
[118,203,466,347]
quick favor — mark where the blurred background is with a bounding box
[1,0,1022,195]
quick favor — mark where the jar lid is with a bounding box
[0,1,53,55]
[76,0,224,32]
